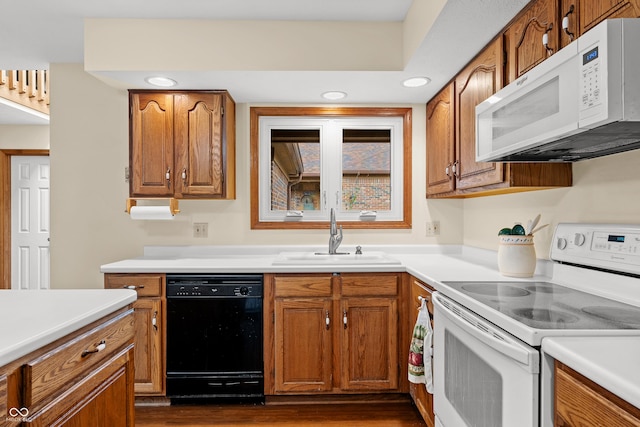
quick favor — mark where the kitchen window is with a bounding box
[250,107,412,229]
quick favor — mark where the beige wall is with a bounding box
[463,150,640,259]
[0,125,49,149]
[49,64,461,289]
[49,64,640,290]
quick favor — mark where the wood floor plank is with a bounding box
[135,401,427,426]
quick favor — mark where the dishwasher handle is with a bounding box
[433,292,539,373]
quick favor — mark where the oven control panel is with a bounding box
[551,223,640,275]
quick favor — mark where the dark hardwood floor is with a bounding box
[135,400,427,426]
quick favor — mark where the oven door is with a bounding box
[433,292,540,427]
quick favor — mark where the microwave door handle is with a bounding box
[433,294,537,371]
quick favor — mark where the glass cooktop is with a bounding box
[443,281,640,330]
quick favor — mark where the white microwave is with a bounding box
[476,18,640,162]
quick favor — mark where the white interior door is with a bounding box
[11,156,50,290]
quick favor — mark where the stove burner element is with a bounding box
[461,283,530,297]
[582,306,640,327]
[524,283,570,294]
[512,308,580,324]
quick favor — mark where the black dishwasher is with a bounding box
[166,274,263,402]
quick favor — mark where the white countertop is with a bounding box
[543,336,640,409]
[0,289,137,367]
[99,244,640,409]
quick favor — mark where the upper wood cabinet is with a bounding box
[560,0,640,47]
[426,83,455,197]
[504,0,559,84]
[129,90,236,199]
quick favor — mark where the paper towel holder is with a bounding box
[126,198,180,216]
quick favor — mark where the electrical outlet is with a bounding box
[426,221,440,236]
[193,223,208,238]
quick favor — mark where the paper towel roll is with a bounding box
[129,206,175,220]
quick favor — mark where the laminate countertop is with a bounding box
[0,289,137,367]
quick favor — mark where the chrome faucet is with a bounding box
[328,208,343,254]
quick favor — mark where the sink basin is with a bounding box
[272,251,401,265]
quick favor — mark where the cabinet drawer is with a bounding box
[341,274,398,296]
[105,273,164,297]
[274,275,332,297]
[23,309,135,410]
[0,374,6,424]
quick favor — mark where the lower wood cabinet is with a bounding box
[104,273,166,396]
[554,361,640,427]
[409,276,435,427]
[1,308,135,427]
[264,272,407,395]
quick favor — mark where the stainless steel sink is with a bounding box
[272,251,401,265]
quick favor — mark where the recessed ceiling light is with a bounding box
[145,76,177,87]
[402,77,431,88]
[321,91,347,100]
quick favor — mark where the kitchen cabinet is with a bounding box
[504,0,558,84]
[105,273,165,396]
[554,361,640,426]
[129,90,235,199]
[264,272,405,395]
[426,35,572,198]
[408,277,435,427]
[560,0,640,47]
[1,307,135,426]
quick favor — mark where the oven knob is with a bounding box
[240,286,249,296]
[574,233,586,246]
[557,237,568,250]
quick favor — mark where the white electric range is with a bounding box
[433,223,640,427]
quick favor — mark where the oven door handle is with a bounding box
[433,293,538,372]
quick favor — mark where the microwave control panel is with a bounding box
[580,45,601,110]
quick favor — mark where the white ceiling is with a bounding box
[0,0,529,125]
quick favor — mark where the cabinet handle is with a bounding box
[181,168,187,184]
[325,310,330,330]
[152,311,158,331]
[562,5,575,41]
[452,160,459,178]
[123,285,145,290]
[445,163,451,178]
[542,24,554,56]
[166,167,171,188]
[343,309,348,329]
[81,340,106,358]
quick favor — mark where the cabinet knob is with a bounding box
[166,167,171,188]
[343,309,348,329]
[81,340,106,358]
[152,311,158,331]
[181,168,187,182]
[325,310,330,330]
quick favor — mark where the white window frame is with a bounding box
[258,116,404,223]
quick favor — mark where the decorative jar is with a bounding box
[497,235,536,278]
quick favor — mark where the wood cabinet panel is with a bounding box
[105,273,166,396]
[266,273,403,396]
[340,297,398,391]
[104,273,163,297]
[409,277,435,427]
[426,83,455,197]
[504,0,558,84]
[561,0,640,47]
[23,310,134,410]
[555,361,640,427]
[129,90,235,199]
[130,92,174,197]
[455,37,504,191]
[273,298,333,393]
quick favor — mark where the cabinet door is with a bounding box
[130,92,174,197]
[409,278,435,427]
[340,297,398,391]
[27,348,134,427]
[273,298,333,393]
[426,83,456,197]
[579,0,640,33]
[504,0,558,84]
[454,38,504,192]
[132,298,164,395]
[174,93,224,198]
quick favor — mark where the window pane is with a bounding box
[342,129,391,211]
[270,129,320,211]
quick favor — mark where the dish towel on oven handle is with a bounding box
[408,298,433,393]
